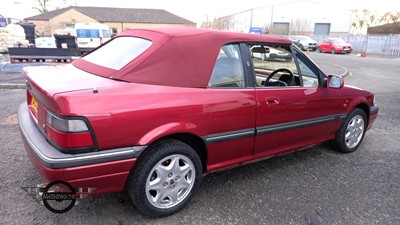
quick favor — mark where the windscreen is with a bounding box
[333,39,346,44]
[82,36,152,70]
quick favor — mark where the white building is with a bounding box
[223,0,353,36]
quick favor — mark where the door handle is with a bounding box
[265,96,279,105]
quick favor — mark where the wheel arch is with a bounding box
[163,133,208,173]
[353,103,370,125]
[138,133,208,174]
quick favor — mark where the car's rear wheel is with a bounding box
[331,48,336,54]
[333,108,367,153]
[127,139,202,217]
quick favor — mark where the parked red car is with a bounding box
[318,38,353,54]
[19,28,378,216]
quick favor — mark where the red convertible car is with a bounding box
[18,28,378,216]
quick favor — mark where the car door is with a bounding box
[319,39,327,52]
[204,43,257,172]
[246,43,342,158]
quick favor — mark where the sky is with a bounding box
[1,0,400,25]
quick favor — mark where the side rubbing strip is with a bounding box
[257,114,347,136]
[201,114,347,145]
[203,129,255,144]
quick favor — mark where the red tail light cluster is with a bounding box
[45,110,96,153]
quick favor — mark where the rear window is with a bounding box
[82,36,152,70]
[76,29,100,38]
[102,29,111,38]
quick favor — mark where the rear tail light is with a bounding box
[45,110,95,152]
[46,111,88,132]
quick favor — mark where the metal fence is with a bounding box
[312,34,400,56]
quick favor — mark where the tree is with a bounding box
[351,9,380,34]
[368,11,400,34]
[380,11,400,24]
[351,10,400,34]
[262,23,271,34]
[212,16,234,30]
[290,18,312,35]
[33,0,69,14]
[33,0,51,14]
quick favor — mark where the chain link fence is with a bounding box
[312,34,400,56]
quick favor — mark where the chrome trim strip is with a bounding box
[18,104,146,169]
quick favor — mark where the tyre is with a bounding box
[127,139,202,217]
[299,44,305,51]
[331,48,336,54]
[333,108,367,153]
[317,47,322,53]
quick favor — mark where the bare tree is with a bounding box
[380,11,400,24]
[212,16,234,30]
[33,0,51,13]
[200,15,213,29]
[351,9,380,34]
[33,0,70,14]
[200,21,213,29]
[290,18,312,35]
[262,23,271,34]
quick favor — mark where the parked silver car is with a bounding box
[289,35,318,51]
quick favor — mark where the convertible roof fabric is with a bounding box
[73,27,292,88]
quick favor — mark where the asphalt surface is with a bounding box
[0,52,399,224]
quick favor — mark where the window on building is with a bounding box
[111,28,118,36]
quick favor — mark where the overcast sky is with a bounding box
[2,0,400,25]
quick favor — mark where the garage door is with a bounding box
[314,23,331,35]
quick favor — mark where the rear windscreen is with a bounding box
[76,29,100,38]
[81,36,152,70]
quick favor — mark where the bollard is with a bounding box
[307,49,310,55]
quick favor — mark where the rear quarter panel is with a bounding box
[54,83,257,150]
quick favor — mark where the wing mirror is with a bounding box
[327,75,344,89]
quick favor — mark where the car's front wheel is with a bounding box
[331,48,336,54]
[127,139,202,217]
[317,47,322,53]
[333,108,367,153]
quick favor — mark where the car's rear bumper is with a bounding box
[18,103,146,194]
[368,105,379,130]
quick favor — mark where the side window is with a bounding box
[208,44,245,88]
[295,53,320,87]
[249,43,299,88]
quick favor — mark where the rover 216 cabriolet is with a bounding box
[18,28,378,216]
